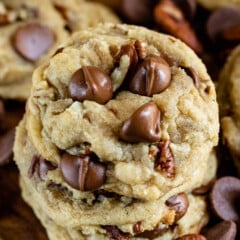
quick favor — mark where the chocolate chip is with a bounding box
[183,67,200,88]
[104,226,130,240]
[121,0,157,25]
[154,140,175,178]
[60,153,106,191]
[165,192,189,221]
[120,102,161,143]
[174,234,206,240]
[129,56,171,96]
[173,0,196,20]
[28,155,57,181]
[0,128,15,166]
[68,66,113,104]
[203,221,237,240]
[13,23,55,62]
[210,176,240,221]
[135,224,168,239]
[207,7,240,42]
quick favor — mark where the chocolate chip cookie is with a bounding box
[0,0,120,100]
[218,45,240,174]
[197,0,240,10]
[14,23,219,238]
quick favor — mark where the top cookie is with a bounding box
[218,45,240,174]
[197,0,240,10]
[26,23,219,201]
[0,0,120,100]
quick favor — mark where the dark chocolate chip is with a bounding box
[174,234,206,240]
[203,221,237,240]
[173,0,196,20]
[210,176,240,221]
[120,102,161,143]
[154,140,175,178]
[28,155,57,181]
[135,224,168,239]
[207,7,240,41]
[13,23,55,62]
[60,153,106,191]
[121,0,157,25]
[165,192,189,221]
[192,178,215,195]
[183,67,200,88]
[104,225,130,240]
[68,66,113,104]
[129,56,171,96]
[0,128,15,166]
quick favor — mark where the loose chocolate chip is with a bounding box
[183,67,200,88]
[121,0,157,25]
[28,155,57,181]
[0,128,15,166]
[135,224,168,239]
[60,153,106,191]
[165,193,189,221]
[120,102,161,143]
[154,140,175,178]
[174,234,206,240]
[68,66,113,104]
[203,221,237,240]
[207,7,240,42]
[104,226,130,240]
[13,23,55,62]
[129,56,171,96]
[210,176,240,221]
[173,0,196,20]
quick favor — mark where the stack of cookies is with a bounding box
[14,23,219,239]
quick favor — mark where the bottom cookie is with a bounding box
[20,176,209,240]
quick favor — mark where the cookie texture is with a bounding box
[0,0,120,100]
[218,45,240,174]
[14,23,219,238]
[197,0,240,10]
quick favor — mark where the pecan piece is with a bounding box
[154,140,175,178]
[154,0,202,54]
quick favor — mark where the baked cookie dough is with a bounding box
[197,0,240,10]
[218,45,240,174]
[14,23,219,237]
[0,0,120,100]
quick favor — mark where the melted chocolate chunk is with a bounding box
[104,226,130,240]
[13,23,55,62]
[165,193,189,221]
[203,221,237,240]
[174,234,206,240]
[135,224,168,239]
[120,102,161,143]
[154,140,175,178]
[60,152,106,191]
[210,176,240,221]
[28,155,57,181]
[129,56,171,96]
[68,66,113,104]
[183,67,200,88]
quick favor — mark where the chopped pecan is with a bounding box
[154,0,202,54]
[154,140,175,179]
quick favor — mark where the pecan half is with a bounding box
[154,0,202,54]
